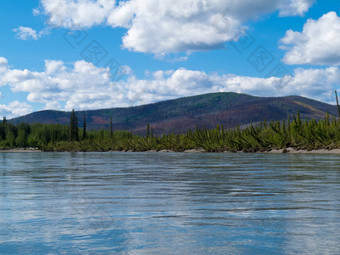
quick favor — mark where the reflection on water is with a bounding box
[0,152,340,254]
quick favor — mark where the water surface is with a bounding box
[0,152,340,254]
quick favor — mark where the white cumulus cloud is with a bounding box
[281,11,340,65]
[0,101,33,119]
[0,59,117,111]
[38,0,314,54]
[278,0,315,17]
[108,0,314,54]
[13,26,40,40]
[120,67,338,105]
[0,57,339,115]
[40,0,116,29]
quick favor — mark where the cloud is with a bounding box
[278,0,315,17]
[0,58,132,111]
[0,57,8,85]
[281,11,340,65]
[0,57,8,70]
[13,26,50,40]
[0,57,339,115]
[108,0,314,54]
[0,101,33,119]
[0,59,117,111]
[120,67,339,105]
[38,0,314,54]
[13,26,40,40]
[40,0,116,29]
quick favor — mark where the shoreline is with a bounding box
[0,148,43,153]
[2,147,340,154]
[264,147,340,154]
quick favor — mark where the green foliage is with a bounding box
[146,123,150,138]
[82,114,87,139]
[69,109,79,141]
[1,112,340,152]
[110,116,113,138]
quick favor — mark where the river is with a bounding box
[0,152,339,254]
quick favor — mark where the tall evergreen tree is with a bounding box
[83,114,87,139]
[146,123,150,138]
[0,117,6,140]
[335,90,340,118]
[16,123,30,147]
[110,116,113,138]
[69,109,79,141]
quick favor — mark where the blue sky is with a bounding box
[0,0,339,118]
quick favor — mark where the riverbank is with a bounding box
[2,147,340,154]
[265,148,340,154]
[2,112,340,155]
[155,148,340,154]
[0,148,42,153]
[0,148,340,154]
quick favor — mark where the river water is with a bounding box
[0,152,339,254]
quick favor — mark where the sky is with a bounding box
[0,0,340,118]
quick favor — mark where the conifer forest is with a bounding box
[1,109,340,152]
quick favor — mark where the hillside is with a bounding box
[10,92,338,134]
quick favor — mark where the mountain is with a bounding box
[10,92,338,134]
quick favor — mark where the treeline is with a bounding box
[1,111,340,152]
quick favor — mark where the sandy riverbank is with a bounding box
[2,147,340,154]
[0,148,42,153]
[149,148,340,154]
[265,147,340,154]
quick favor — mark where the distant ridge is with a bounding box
[10,92,337,134]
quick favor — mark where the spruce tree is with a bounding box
[110,116,113,138]
[335,90,340,118]
[146,123,150,138]
[69,109,79,141]
[0,117,6,140]
[83,114,87,139]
